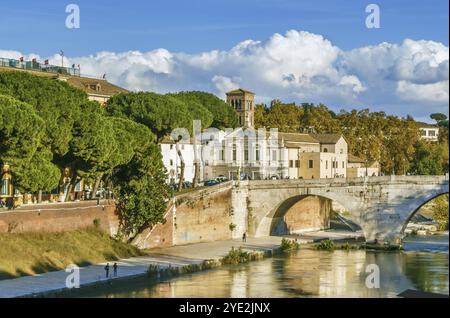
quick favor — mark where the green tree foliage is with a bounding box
[431,194,449,231]
[167,91,238,129]
[430,113,448,128]
[410,140,448,175]
[113,143,171,239]
[0,94,59,192]
[105,92,192,141]
[0,71,87,157]
[166,92,213,129]
[259,100,304,132]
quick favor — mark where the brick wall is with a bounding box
[0,200,119,235]
[283,196,331,234]
[133,184,233,249]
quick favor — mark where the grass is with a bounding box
[0,226,144,280]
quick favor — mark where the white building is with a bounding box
[199,127,287,181]
[418,122,439,142]
[160,136,202,185]
[346,154,380,178]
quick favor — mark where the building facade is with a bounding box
[226,89,255,128]
[417,122,439,142]
[159,88,375,183]
[346,154,380,178]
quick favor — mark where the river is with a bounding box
[61,233,448,298]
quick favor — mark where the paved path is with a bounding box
[0,231,359,298]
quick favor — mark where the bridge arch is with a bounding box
[399,192,448,236]
[253,190,360,237]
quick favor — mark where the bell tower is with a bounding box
[226,88,255,128]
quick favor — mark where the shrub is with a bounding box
[281,238,300,251]
[316,239,335,250]
[93,218,101,228]
[221,247,250,265]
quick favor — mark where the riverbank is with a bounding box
[0,230,361,298]
[0,226,142,280]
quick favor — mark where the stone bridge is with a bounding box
[231,175,449,244]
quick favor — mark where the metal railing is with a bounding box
[0,57,80,77]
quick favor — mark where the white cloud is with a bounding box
[1,30,448,118]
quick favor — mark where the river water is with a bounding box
[64,233,448,298]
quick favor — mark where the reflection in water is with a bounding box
[61,234,448,298]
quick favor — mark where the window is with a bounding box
[232,144,237,161]
[429,130,436,136]
[295,160,300,168]
[340,148,343,154]
[244,150,249,161]
[255,145,260,161]
[342,161,345,168]
[170,144,173,150]
[323,148,328,153]
[308,160,314,169]
[420,129,427,136]
[325,161,328,169]
[219,149,224,161]
[272,150,277,161]
[289,160,294,168]
[1,179,10,196]
[170,159,173,166]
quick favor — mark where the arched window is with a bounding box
[323,148,328,153]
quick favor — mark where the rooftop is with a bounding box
[311,133,343,144]
[278,132,319,144]
[348,154,366,163]
[65,77,127,96]
[226,88,255,95]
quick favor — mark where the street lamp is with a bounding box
[59,50,64,67]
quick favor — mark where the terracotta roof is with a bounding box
[65,77,127,96]
[226,88,255,95]
[311,133,343,144]
[348,154,366,163]
[278,132,319,144]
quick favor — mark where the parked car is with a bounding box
[215,175,228,183]
[183,181,193,188]
[205,179,219,186]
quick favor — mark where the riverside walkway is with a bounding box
[0,231,362,298]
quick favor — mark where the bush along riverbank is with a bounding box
[314,239,403,251]
[146,242,298,279]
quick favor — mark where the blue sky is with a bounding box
[0,0,448,121]
[1,0,447,56]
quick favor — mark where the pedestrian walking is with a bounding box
[104,263,110,278]
[113,263,118,277]
[242,232,247,243]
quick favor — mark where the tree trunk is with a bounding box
[193,162,199,188]
[176,143,185,192]
[37,190,42,204]
[64,170,77,202]
[92,172,104,198]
